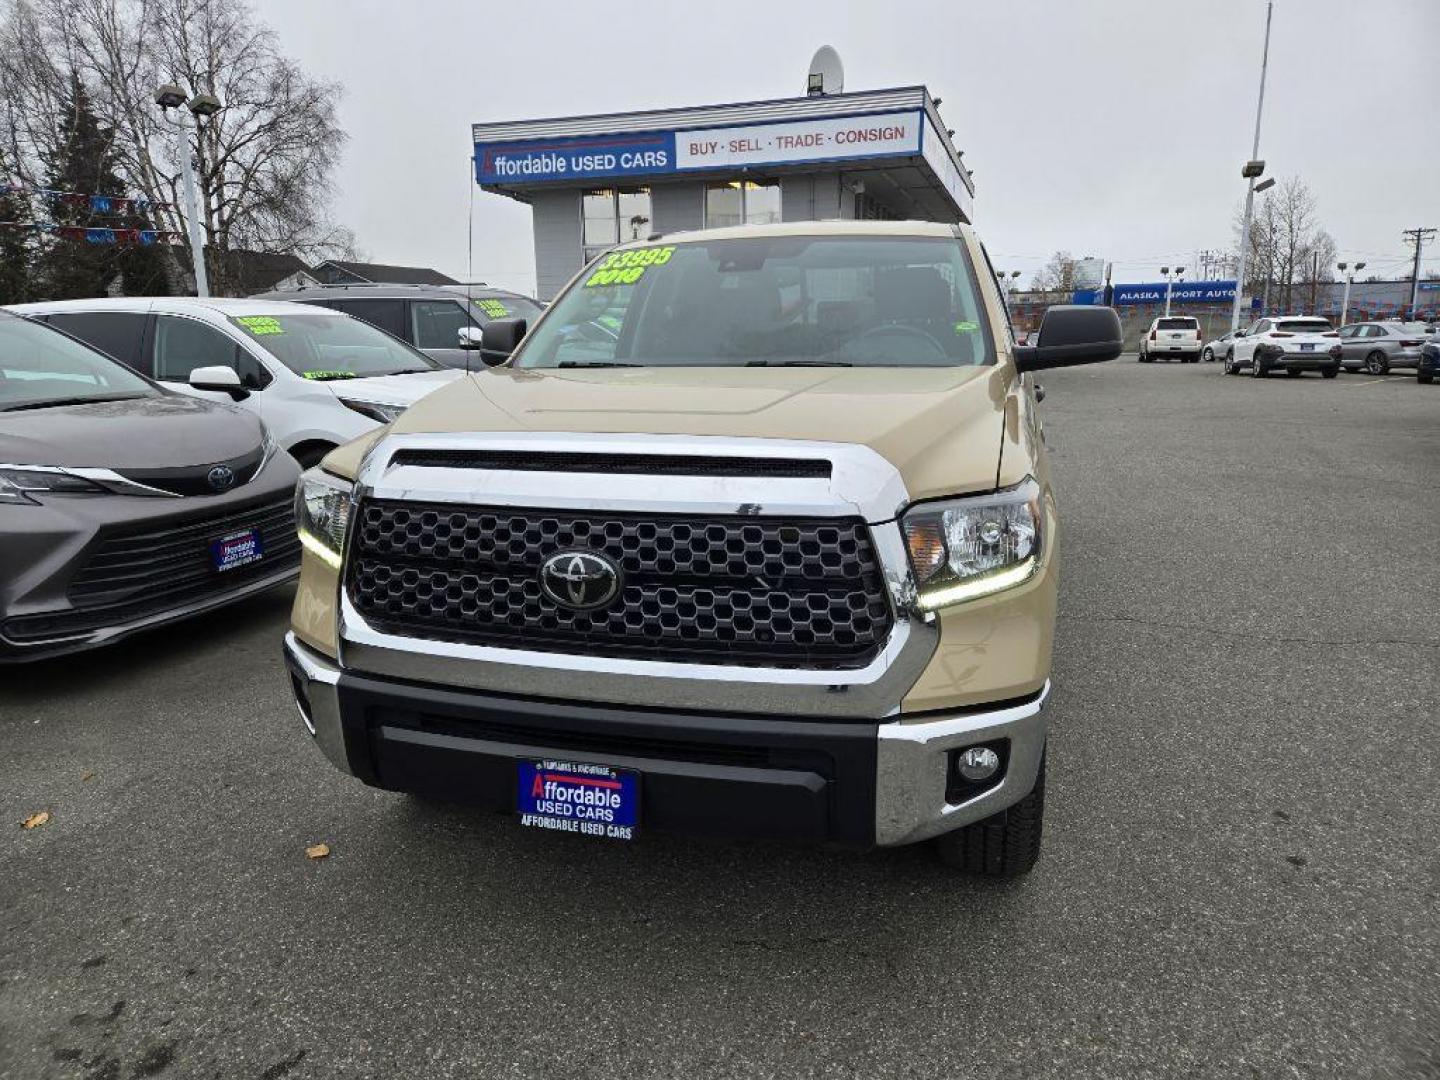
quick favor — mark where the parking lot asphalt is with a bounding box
[2,360,1438,1080]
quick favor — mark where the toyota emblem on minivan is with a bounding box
[539,550,621,611]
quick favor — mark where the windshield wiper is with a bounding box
[744,360,854,367]
[556,361,641,368]
[0,393,147,412]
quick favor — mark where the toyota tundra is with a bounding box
[283,221,1121,875]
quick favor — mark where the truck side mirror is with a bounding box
[457,326,483,350]
[188,364,249,401]
[1013,306,1123,373]
[480,318,527,367]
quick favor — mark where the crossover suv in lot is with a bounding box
[1224,316,1342,377]
[8,298,462,467]
[1138,316,1201,362]
[1336,320,1434,374]
[0,309,300,662]
[250,283,545,369]
[283,220,1123,875]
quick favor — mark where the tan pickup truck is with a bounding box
[284,221,1121,875]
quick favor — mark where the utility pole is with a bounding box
[1403,227,1436,319]
[1309,250,1319,314]
[1231,0,1274,332]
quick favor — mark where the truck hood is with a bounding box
[323,368,463,407]
[0,392,263,469]
[387,365,1012,501]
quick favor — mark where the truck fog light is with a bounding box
[956,746,1001,782]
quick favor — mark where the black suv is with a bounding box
[250,284,543,369]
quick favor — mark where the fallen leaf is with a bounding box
[22,811,50,829]
[81,771,95,782]
[304,843,330,860]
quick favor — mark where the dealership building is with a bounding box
[472,86,974,299]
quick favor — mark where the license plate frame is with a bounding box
[1300,343,1316,352]
[210,528,264,573]
[517,759,639,841]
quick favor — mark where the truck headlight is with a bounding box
[295,468,353,569]
[900,478,1043,612]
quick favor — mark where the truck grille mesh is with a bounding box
[347,500,893,669]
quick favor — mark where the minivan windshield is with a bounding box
[228,310,440,380]
[0,315,154,411]
[513,235,993,369]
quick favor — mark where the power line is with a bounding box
[1402,227,1436,317]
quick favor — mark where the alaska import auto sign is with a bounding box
[474,110,925,185]
[1111,280,1238,305]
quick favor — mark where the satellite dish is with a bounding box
[806,46,844,97]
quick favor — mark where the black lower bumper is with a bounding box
[329,671,881,846]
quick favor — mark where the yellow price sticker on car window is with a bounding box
[584,245,676,288]
[953,320,980,335]
[301,370,357,381]
[235,315,285,335]
[474,298,509,318]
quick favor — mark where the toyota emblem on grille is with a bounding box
[206,465,236,493]
[539,550,621,611]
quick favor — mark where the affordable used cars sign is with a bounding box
[475,110,926,185]
[475,131,678,183]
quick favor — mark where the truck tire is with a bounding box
[933,753,1045,877]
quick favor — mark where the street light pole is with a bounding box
[1231,0,1274,332]
[1338,261,1366,326]
[155,85,222,298]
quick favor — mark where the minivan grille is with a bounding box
[347,500,893,669]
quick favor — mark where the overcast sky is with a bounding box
[253,0,1437,293]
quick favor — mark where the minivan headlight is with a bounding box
[339,399,406,424]
[900,478,1043,611]
[295,468,353,568]
[0,465,107,505]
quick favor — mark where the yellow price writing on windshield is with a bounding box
[584,245,676,288]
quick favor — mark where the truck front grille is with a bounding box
[347,500,894,669]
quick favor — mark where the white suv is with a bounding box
[1224,316,1342,379]
[9,298,463,466]
[1137,316,1202,362]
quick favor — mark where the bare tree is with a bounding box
[0,0,352,295]
[1233,176,1334,312]
[1029,250,1075,294]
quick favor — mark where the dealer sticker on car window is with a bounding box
[584,245,675,288]
[234,316,285,335]
[517,759,638,841]
[474,298,510,318]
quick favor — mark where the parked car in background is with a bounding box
[7,298,462,468]
[1335,321,1433,374]
[1201,330,1237,363]
[0,309,300,662]
[1138,316,1201,362]
[1224,316,1342,378]
[1418,340,1439,384]
[250,283,545,369]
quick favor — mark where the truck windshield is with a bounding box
[228,311,439,380]
[513,235,993,369]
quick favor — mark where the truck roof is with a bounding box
[617,219,968,249]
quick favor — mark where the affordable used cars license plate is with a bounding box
[210,528,263,573]
[517,759,639,841]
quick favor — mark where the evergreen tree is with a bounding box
[0,186,33,304]
[33,74,169,299]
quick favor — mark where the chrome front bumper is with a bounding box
[283,632,1048,847]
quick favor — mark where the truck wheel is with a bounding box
[1365,351,1390,376]
[1322,366,1339,379]
[933,753,1045,877]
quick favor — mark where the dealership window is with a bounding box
[704,180,781,228]
[582,187,652,262]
